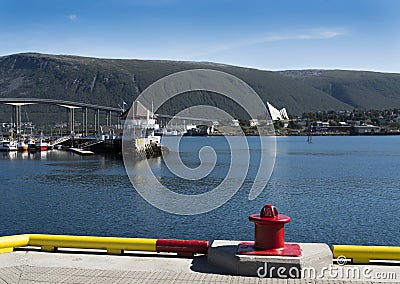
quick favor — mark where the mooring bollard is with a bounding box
[237,204,302,256]
[250,204,290,250]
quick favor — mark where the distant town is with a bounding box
[274,109,400,136]
[1,108,400,138]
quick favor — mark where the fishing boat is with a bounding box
[27,139,37,152]
[17,140,29,151]
[0,141,11,151]
[0,140,18,151]
[35,140,49,151]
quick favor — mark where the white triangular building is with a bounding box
[267,102,289,120]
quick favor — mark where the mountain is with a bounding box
[279,70,400,110]
[0,53,399,125]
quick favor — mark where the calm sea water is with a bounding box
[1,136,399,246]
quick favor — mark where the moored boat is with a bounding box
[28,139,37,152]
[36,140,49,151]
[0,141,11,151]
[17,140,29,151]
[0,140,18,151]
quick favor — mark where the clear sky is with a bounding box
[1,0,399,72]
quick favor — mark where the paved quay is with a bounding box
[0,250,399,283]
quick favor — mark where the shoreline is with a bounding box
[208,132,400,137]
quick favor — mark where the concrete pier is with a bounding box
[0,249,398,283]
[208,240,333,278]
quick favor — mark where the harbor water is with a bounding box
[1,136,399,246]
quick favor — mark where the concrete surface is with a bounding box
[208,240,333,278]
[0,249,398,283]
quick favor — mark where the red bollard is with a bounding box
[237,204,302,256]
[251,204,290,250]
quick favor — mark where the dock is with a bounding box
[0,234,398,283]
[0,250,398,283]
[68,148,94,156]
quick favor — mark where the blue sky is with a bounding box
[1,0,399,72]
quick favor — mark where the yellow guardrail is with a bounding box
[0,234,30,253]
[0,234,157,255]
[333,245,400,264]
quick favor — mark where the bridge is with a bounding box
[0,98,124,136]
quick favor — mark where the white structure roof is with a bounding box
[267,102,289,120]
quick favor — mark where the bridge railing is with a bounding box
[50,136,71,146]
[77,139,103,149]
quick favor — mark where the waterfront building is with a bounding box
[267,102,289,120]
[352,125,381,134]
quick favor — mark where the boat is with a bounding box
[35,140,49,151]
[163,129,181,136]
[27,139,37,152]
[0,140,18,151]
[183,126,208,136]
[10,141,18,151]
[0,141,11,151]
[155,128,186,136]
[17,140,29,151]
